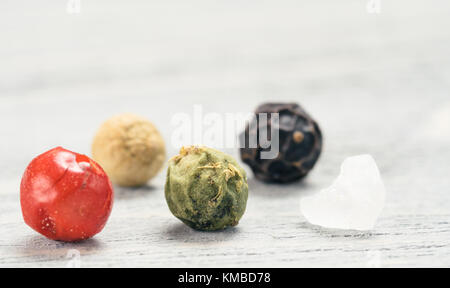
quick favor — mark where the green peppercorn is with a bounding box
[165,146,249,231]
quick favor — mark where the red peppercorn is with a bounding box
[20,147,114,242]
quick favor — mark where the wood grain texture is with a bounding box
[1,0,450,267]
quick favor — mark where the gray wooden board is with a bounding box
[0,0,450,267]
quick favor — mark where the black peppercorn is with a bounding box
[240,103,323,183]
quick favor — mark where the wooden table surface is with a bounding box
[1,0,450,267]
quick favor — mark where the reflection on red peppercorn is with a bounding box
[20,147,114,242]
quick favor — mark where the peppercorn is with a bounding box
[165,146,248,231]
[240,102,323,183]
[20,147,114,242]
[92,114,166,187]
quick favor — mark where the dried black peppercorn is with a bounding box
[240,103,323,183]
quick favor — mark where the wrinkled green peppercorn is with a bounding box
[240,102,323,183]
[165,146,248,231]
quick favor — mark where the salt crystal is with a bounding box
[300,155,386,231]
